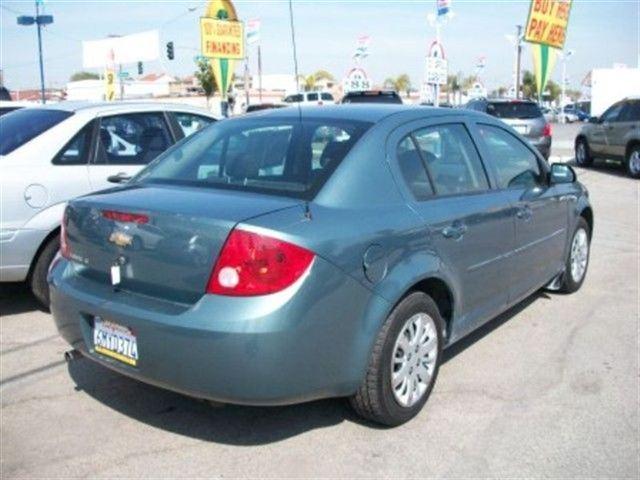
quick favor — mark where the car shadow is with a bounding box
[67,291,549,445]
[569,158,630,179]
[0,282,47,316]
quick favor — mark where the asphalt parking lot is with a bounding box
[1,124,638,478]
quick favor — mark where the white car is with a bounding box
[283,91,335,106]
[0,101,217,305]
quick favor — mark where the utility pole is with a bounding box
[16,1,53,104]
[258,45,263,102]
[560,49,574,124]
[515,24,523,99]
[243,55,250,108]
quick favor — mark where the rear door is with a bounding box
[88,111,175,191]
[473,122,569,301]
[387,118,515,336]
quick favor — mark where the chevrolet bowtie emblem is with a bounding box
[109,231,133,248]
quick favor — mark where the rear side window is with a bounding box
[620,101,640,122]
[477,124,542,189]
[412,124,489,195]
[95,112,173,165]
[397,136,433,200]
[135,118,372,199]
[307,93,319,101]
[321,93,334,101]
[284,94,303,103]
[53,122,94,165]
[174,112,214,138]
[487,102,542,119]
[0,108,72,155]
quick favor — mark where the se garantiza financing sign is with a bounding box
[524,0,573,50]
[200,17,244,60]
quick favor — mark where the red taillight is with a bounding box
[102,210,149,224]
[543,123,552,137]
[60,210,71,259]
[207,229,315,296]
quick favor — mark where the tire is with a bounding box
[575,138,593,167]
[349,292,443,426]
[29,235,60,308]
[625,145,640,179]
[559,217,590,293]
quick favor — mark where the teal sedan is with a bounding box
[50,105,592,426]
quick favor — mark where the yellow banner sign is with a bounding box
[104,68,116,101]
[524,0,573,49]
[200,17,244,59]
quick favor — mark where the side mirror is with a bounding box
[588,116,600,124]
[549,163,576,184]
[107,172,132,184]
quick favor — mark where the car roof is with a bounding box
[25,101,216,116]
[242,104,461,123]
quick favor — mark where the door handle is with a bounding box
[442,222,467,240]
[516,205,533,221]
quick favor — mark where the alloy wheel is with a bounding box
[570,228,589,283]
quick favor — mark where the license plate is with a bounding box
[513,125,528,134]
[93,318,138,366]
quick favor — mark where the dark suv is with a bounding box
[466,99,552,160]
[341,90,403,105]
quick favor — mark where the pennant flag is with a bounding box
[353,35,371,59]
[246,18,260,45]
[437,0,451,16]
[531,43,558,100]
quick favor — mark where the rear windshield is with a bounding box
[135,117,372,199]
[343,93,402,104]
[487,102,542,120]
[0,108,72,155]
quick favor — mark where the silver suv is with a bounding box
[575,97,640,178]
[465,99,552,160]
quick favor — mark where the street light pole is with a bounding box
[288,0,300,93]
[560,49,574,124]
[17,1,53,104]
[35,1,46,104]
[515,24,522,100]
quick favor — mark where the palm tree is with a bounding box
[383,74,412,96]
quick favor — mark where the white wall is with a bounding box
[591,68,640,116]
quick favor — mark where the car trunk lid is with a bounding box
[65,183,301,304]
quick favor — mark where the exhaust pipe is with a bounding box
[64,349,83,362]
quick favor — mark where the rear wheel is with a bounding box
[575,138,593,167]
[559,218,590,293]
[625,145,640,179]
[349,292,443,426]
[29,235,60,308]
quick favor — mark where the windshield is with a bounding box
[0,108,73,155]
[135,117,372,199]
[487,102,542,120]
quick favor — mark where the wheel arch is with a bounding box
[26,226,61,283]
[579,206,594,239]
[625,140,640,159]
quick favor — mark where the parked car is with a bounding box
[0,101,217,306]
[465,99,552,159]
[50,105,592,426]
[575,96,640,178]
[0,100,31,117]
[342,90,403,104]
[563,105,589,122]
[244,103,287,114]
[541,106,556,123]
[283,91,334,106]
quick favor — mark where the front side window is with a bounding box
[412,124,489,195]
[307,93,319,102]
[53,122,93,165]
[477,124,542,189]
[321,93,334,101]
[135,117,372,199]
[396,136,433,200]
[601,102,624,123]
[174,112,214,138]
[0,108,73,155]
[95,112,173,165]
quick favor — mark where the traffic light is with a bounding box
[166,41,174,60]
[137,61,143,75]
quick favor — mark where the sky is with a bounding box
[1,0,638,92]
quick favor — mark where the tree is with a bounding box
[521,70,537,99]
[194,59,217,107]
[301,70,336,91]
[70,71,100,81]
[383,74,412,96]
[444,74,461,103]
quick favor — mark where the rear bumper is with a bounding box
[49,257,388,406]
[0,228,48,282]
